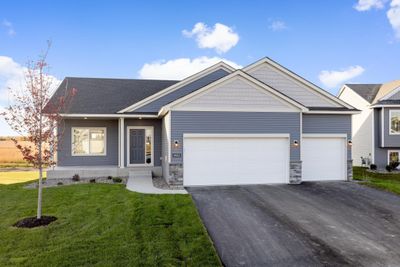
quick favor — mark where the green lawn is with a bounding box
[353,167,400,195]
[0,183,220,266]
[0,171,46,185]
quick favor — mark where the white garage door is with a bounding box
[302,136,346,181]
[183,134,289,186]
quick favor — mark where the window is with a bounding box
[390,110,400,135]
[388,151,400,169]
[72,128,106,156]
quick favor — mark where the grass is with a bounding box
[0,171,46,185]
[353,167,400,195]
[0,182,220,266]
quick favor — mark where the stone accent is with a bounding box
[169,163,183,186]
[347,160,353,181]
[290,161,302,184]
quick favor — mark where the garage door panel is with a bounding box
[184,136,289,186]
[302,137,346,181]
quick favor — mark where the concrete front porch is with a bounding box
[47,165,162,179]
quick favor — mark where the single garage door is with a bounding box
[302,135,346,181]
[183,134,289,186]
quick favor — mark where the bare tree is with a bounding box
[2,43,76,219]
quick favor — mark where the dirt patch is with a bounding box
[13,216,57,228]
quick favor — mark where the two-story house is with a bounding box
[339,80,400,169]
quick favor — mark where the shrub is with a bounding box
[389,161,399,170]
[107,176,112,180]
[72,174,80,182]
[386,165,393,172]
[90,178,96,183]
[370,164,377,170]
[57,182,63,186]
[112,177,122,183]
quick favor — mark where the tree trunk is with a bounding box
[37,165,43,219]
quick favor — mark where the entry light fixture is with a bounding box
[293,140,299,147]
[84,117,88,120]
[348,140,353,146]
[174,140,180,148]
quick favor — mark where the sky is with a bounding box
[0,0,399,135]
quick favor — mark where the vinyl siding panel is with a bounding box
[388,90,400,100]
[248,64,340,107]
[171,111,301,162]
[135,69,229,113]
[175,77,296,112]
[124,119,162,167]
[302,114,352,160]
[57,119,119,166]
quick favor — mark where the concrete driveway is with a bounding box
[188,182,400,267]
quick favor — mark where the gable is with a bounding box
[389,89,400,100]
[173,76,300,112]
[246,63,341,108]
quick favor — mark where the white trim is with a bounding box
[305,110,360,115]
[159,71,308,116]
[302,133,348,138]
[243,57,354,109]
[119,118,125,168]
[380,86,400,100]
[371,105,400,108]
[389,109,400,135]
[381,107,385,147]
[126,126,154,167]
[118,62,236,113]
[183,133,290,139]
[61,114,158,118]
[338,85,371,106]
[71,127,107,156]
[371,110,375,164]
[300,113,303,159]
[118,119,121,167]
[387,150,400,166]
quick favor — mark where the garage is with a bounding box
[183,134,290,186]
[302,135,347,181]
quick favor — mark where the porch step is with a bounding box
[129,170,152,179]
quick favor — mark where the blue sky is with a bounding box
[0,0,399,135]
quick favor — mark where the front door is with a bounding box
[128,126,154,166]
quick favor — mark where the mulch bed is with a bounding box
[13,216,57,228]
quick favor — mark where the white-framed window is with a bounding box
[72,127,106,156]
[389,110,400,135]
[388,150,400,169]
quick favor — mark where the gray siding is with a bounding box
[383,108,400,147]
[170,111,301,162]
[57,119,118,166]
[302,114,352,160]
[124,119,162,167]
[135,69,229,113]
[374,108,400,168]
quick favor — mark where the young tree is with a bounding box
[2,43,76,220]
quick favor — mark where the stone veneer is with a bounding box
[347,160,353,181]
[289,161,302,184]
[168,163,183,185]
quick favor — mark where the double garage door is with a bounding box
[183,134,346,186]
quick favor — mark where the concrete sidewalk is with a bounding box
[126,176,187,194]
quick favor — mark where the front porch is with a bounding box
[47,165,162,179]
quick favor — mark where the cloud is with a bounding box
[2,19,16,36]
[138,56,242,80]
[182,22,239,54]
[269,20,287,31]
[387,0,400,39]
[354,0,386,11]
[319,65,365,88]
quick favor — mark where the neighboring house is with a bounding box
[339,81,400,169]
[47,58,358,186]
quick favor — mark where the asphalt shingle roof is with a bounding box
[48,77,178,114]
[345,84,381,104]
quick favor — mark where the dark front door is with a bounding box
[129,129,145,164]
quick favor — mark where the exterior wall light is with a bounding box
[293,140,299,147]
[348,140,352,146]
[173,140,180,148]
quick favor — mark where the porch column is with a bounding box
[119,117,125,168]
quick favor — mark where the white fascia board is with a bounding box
[243,57,354,109]
[304,110,361,115]
[60,114,158,118]
[117,62,236,114]
[371,105,400,108]
[158,70,308,116]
